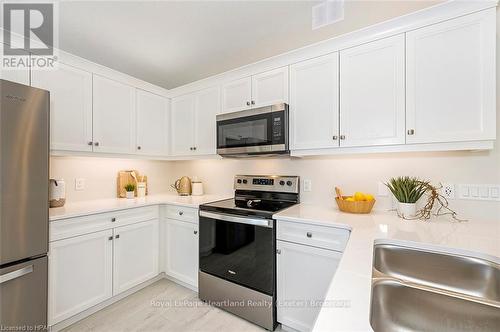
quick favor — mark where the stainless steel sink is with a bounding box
[370,243,500,332]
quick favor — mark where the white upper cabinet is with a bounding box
[171,94,196,156]
[222,77,252,113]
[32,63,93,152]
[136,89,169,156]
[0,44,30,85]
[171,86,220,156]
[251,67,289,108]
[340,34,405,147]
[113,220,159,295]
[406,9,496,144]
[290,53,340,150]
[194,86,220,155]
[222,67,289,113]
[92,75,136,154]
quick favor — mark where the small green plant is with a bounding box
[385,176,429,204]
[124,183,136,192]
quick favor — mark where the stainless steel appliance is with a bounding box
[216,103,289,157]
[199,175,300,330]
[0,80,49,329]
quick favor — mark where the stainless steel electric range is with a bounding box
[198,175,300,331]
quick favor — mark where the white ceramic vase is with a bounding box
[126,191,135,199]
[397,202,417,218]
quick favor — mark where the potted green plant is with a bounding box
[124,183,136,199]
[386,176,428,218]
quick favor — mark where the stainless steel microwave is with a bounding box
[216,103,289,157]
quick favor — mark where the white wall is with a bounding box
[168,146,500,221]
[50,156,174,202]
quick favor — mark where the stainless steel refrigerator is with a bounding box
[0,79,49,329]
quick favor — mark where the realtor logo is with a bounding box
[3,3,54,55]
[2,2,58,70]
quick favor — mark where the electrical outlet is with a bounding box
[75,178,85,191]
[303,179,312,192]
[441,183,455,199]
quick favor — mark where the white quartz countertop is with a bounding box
[49,194,230,221]
[273,203,500,332]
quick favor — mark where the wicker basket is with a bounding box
[335,196,375,214]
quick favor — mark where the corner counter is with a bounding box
[273,203,500,331]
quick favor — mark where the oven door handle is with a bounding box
[199,211,273,228]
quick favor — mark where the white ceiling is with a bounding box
[59,1,440,89]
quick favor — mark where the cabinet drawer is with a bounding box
[113,206,159,227]
[277,221,349,252]
[50,206,159,241]
[164,205,198,224]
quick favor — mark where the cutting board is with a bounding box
[117,170,148,198]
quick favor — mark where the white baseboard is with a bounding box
[164,274,198,292]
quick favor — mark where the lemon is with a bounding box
[354,192,366,201]
[365,194,375,201]
[345,197,355,202]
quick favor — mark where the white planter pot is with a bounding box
[126,191,135,199]
[397,202,417,218]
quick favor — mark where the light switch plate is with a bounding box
[75,178,85,191]
[458,184,500,201]
[303,179,312,192]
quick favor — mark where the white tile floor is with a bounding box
[62,279,267,332]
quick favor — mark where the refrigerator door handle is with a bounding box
[0,265,33,284]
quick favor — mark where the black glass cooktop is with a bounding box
[200,198,297,218]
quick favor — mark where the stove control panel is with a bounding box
[234,175,299,193]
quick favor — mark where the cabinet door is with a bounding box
[194,86,220,155]
[0,44,30,85]
[92,75,136,154]
[406,9,496,144]
[48,229,113,325]
[113,220,159,295]
[222,77,251,113]
[32,63,93,152]
[251,67,289,108]
[136,89,169,156]
[277,240,341,332]
[289,53,340,150]
[340,34,405,147]
[171,94,195,155]
[165,218,198,288]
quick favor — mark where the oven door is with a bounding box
[199,210,275,295]
[216,104,288,155]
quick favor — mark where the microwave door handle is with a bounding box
[199,211,272,228]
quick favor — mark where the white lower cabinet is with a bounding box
[165,218,199,288]
[48,208,161,326]
[48,229,113,325]
[113,220,159,295]
[276,236,342,332]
